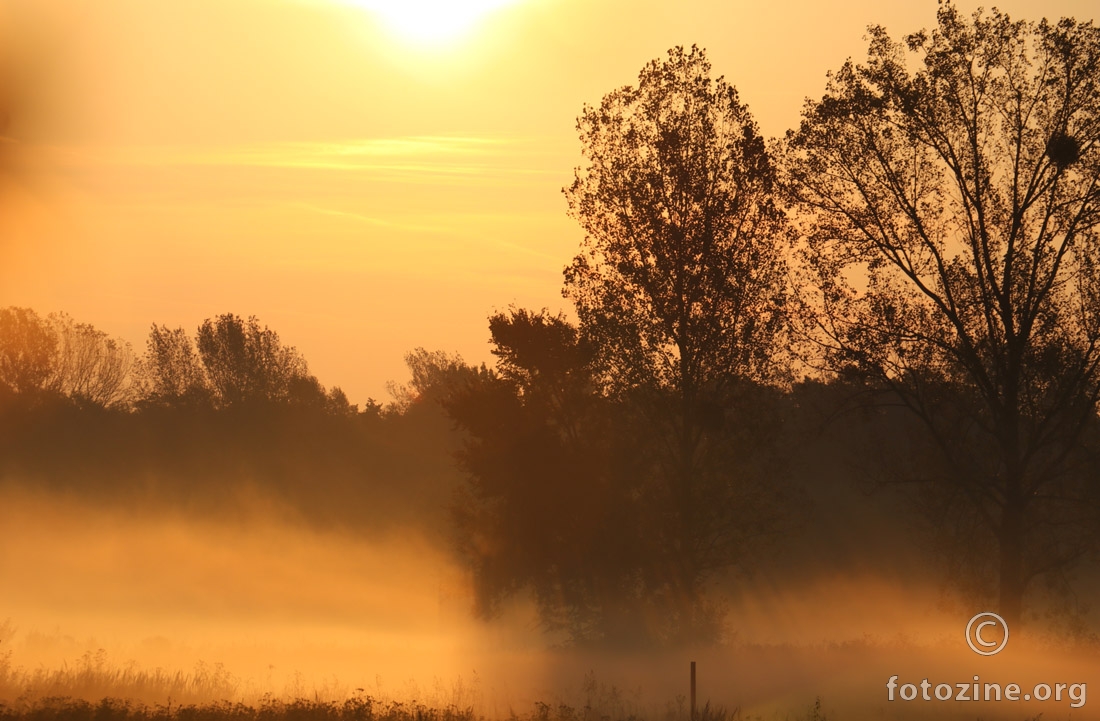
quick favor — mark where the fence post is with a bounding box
[690,661,696,721]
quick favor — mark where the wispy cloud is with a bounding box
[293,202,452,234]
[207,136,510,171]
[47,136,565,184]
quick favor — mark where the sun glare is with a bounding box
[351,0,521,45]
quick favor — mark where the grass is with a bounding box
[0,635,1050,721]
[0,657,818,721]
[0,696,816,721]
[0,644,480,721]
[0,695,475,721]
[0,647,238,708]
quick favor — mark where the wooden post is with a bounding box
[690,661,696,721]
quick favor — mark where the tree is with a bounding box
[139,324,211,406]
[0,307,57,397]
[140,316,353,414]
[390,347,482,412]
[446,309,653,645]
[49,313,138,408]
[562,45,790,638]
[785,4,1100,627]
[0,307,137,408]
[196,313,311,408]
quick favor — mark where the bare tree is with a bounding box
[0,307,138,407]
[48,313,138,408]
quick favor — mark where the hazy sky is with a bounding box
[0,0,1095,403]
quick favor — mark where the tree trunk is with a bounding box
[997,356,1026,631]
[998,497,1025,630]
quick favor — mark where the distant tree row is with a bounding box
[0,307,137,407]
[0,308,354,414]
[0,309,465,539]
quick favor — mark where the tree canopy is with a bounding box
[785,3,1100,626]
[439,47,794,646]
[0,308,137,407]
[564,44,788,397]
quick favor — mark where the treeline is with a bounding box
[0,304,930,647]
[0,308,354,413]
[0,308,461,532]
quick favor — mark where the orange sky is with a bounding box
[0,0,1096,403]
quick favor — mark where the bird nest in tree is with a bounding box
[1046,132,1081,169]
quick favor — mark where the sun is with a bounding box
[350,0,522,45]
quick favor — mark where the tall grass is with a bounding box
[0,627,823,721]
[0,647,237,708]
[0,652,763,721]
[0,695,477,721]
[0,644,482,721]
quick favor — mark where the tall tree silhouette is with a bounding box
[786,4,1100,626]
[563,45,789,638]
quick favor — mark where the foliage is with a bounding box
[139,315,355,414]
[785,3,1100,624]
[388,348,485,412]
[558,45,790,640]
[0,308,443,534]
[564,45,788,395]
[195,314,312,408]
[0,308,137,408]
[140,325,210,406]
[444,306,791,646]
[50,313,138,408]
[0,308,56,395]
[447,309,653,644]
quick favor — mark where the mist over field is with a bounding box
[0,484,978,709]
[2,468,1098,720]
[0,487,525,704]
